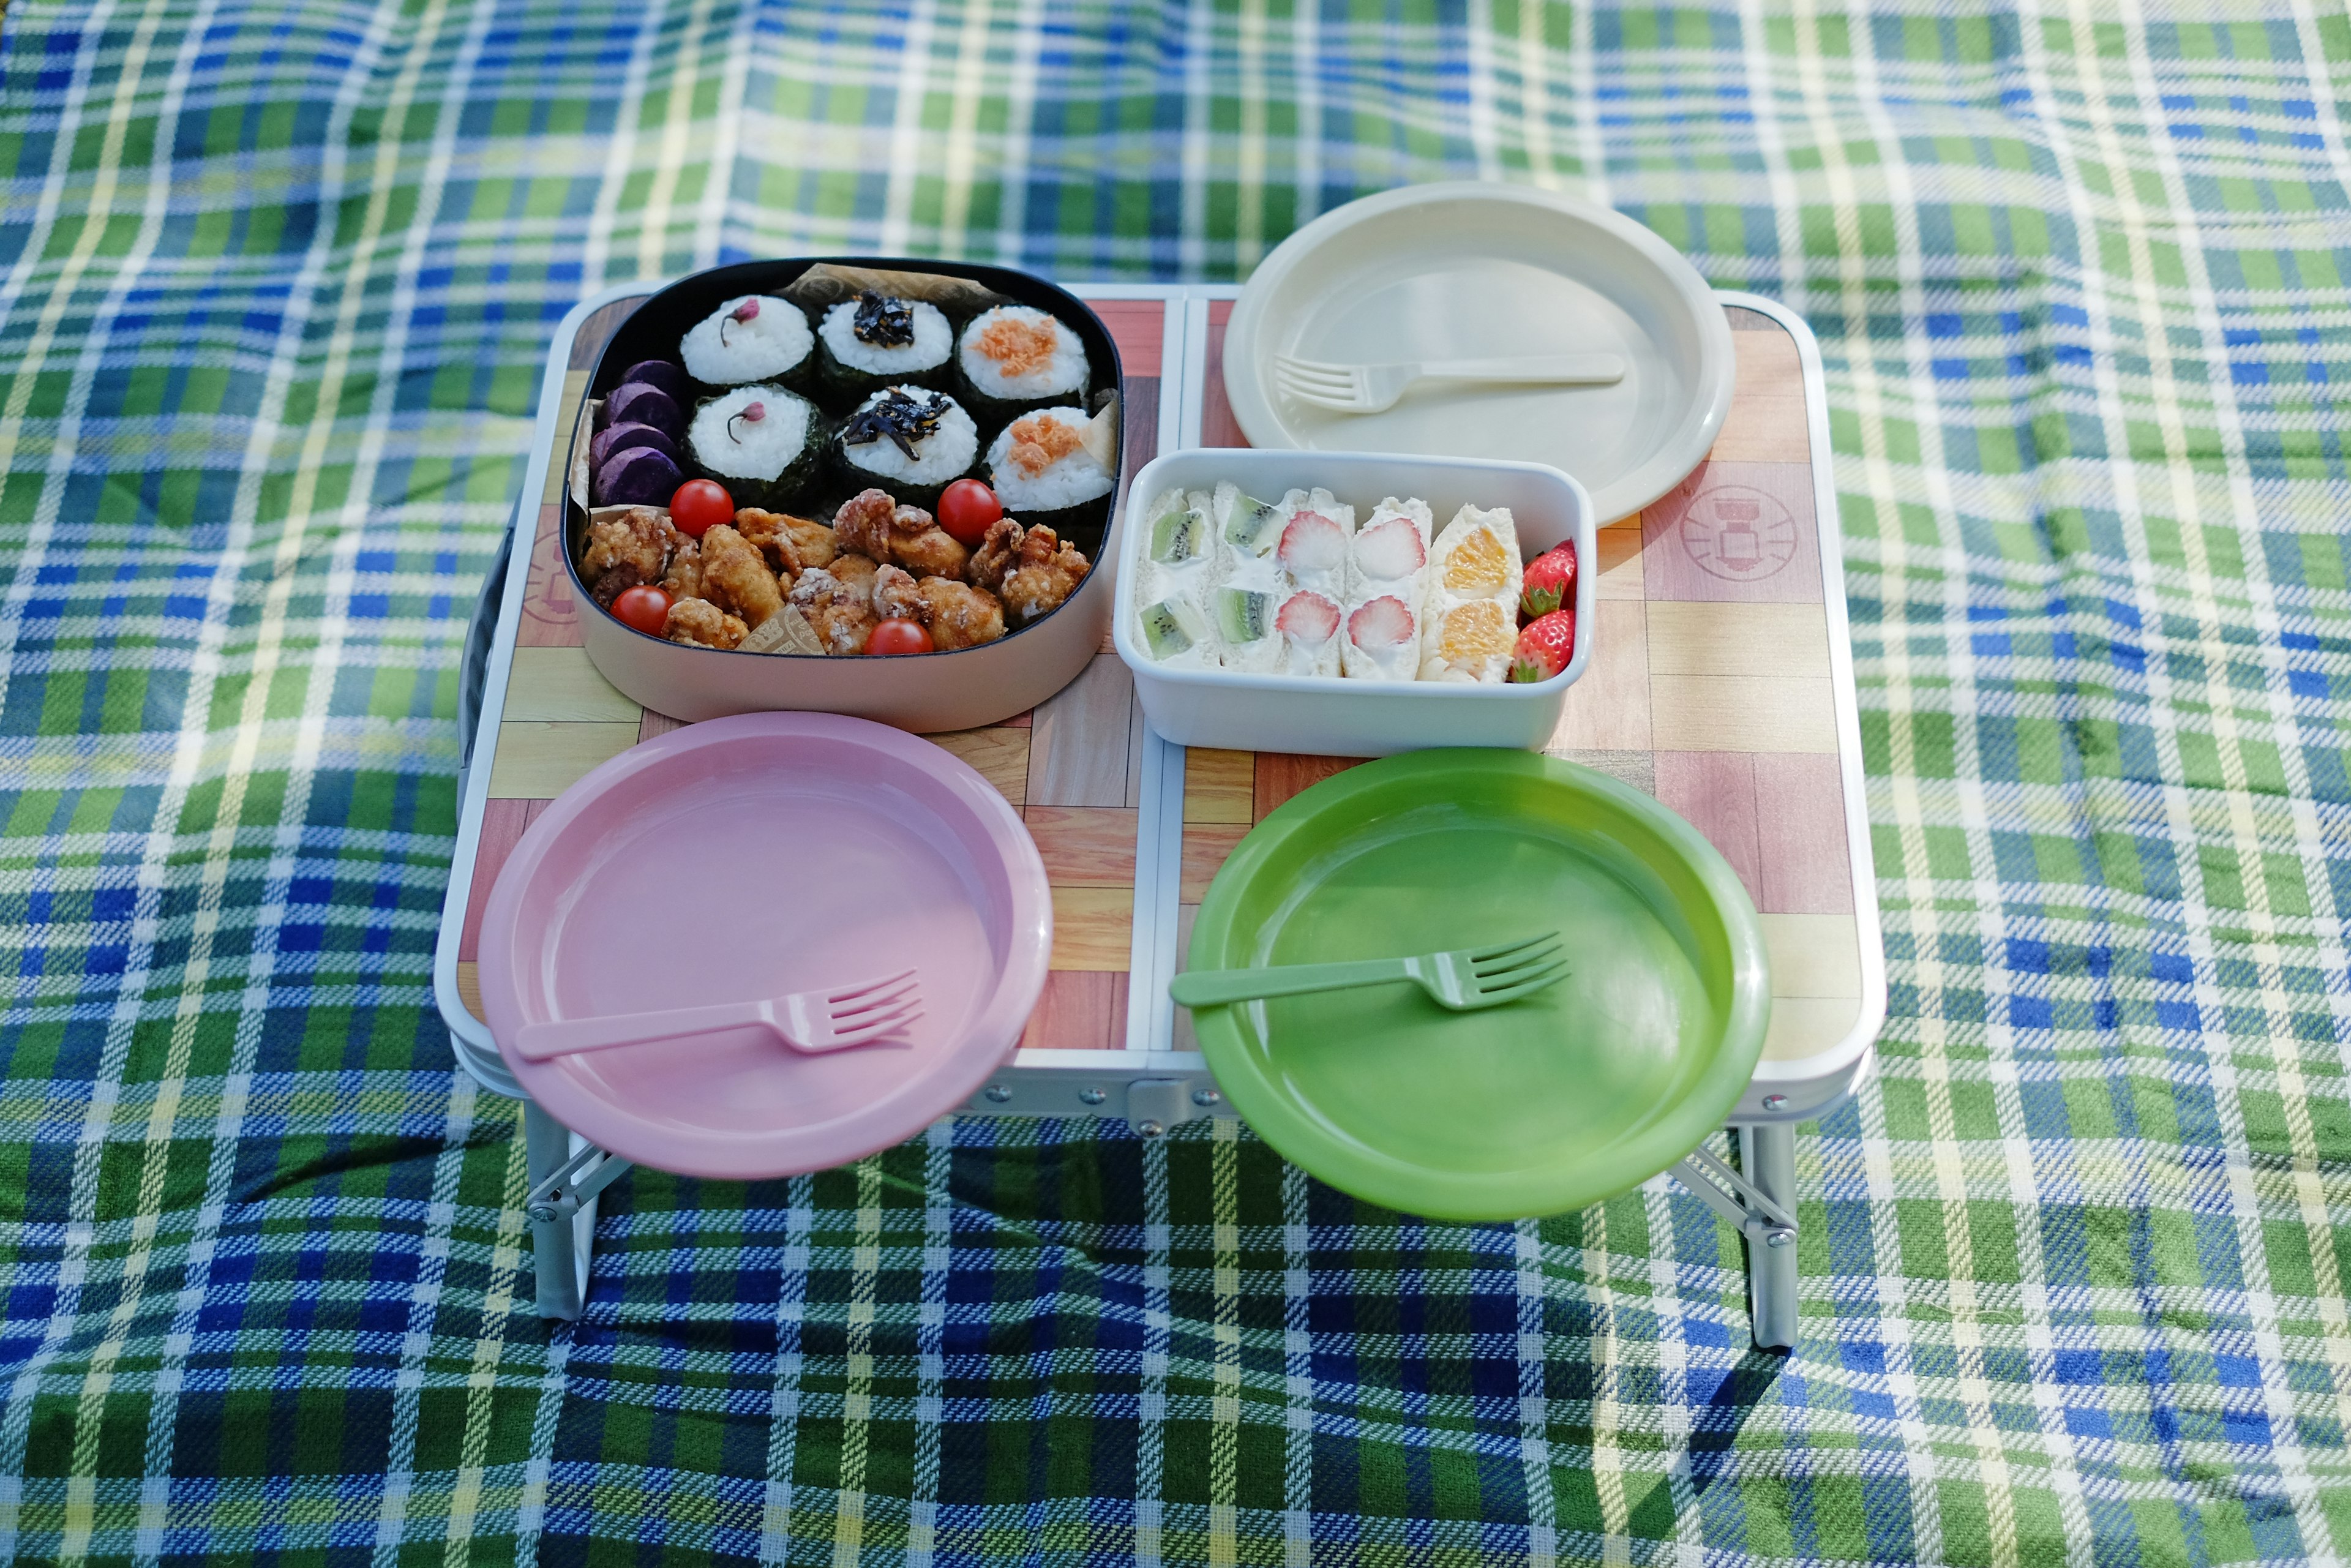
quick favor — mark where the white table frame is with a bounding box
[435,281,1884,1350]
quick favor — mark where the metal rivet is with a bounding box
[1078,1087,1108,1105]
[528,1205,558,1224]
[1762,1094,1787,1111]
[1191,1088,1221,1107]
[984,1085,1013,1103]
[1765,1228,1795,1249]
[1137,1119,1166,1138]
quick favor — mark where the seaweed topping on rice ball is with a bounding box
[986,406,1114,536]
[834,386,979,508]
[681,294,814,388]
[817,291,953,397]
[956,304,1089,411]
[686,384,821,511]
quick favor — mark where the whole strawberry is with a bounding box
[1509,609,1576,683]
[1521,541,1578,620]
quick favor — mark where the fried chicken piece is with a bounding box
[871,565,926,622]
[831,486,969,579]
[999,524,1090,621]
[868,563,1006,650]
[828,551,879,609]
[893,508,970,580]
[787,517,838,570]
[831,489,896,563]
[810,599,875,655]
[735,508,836,573]
[696,523,784,629]
[917,577,1005,650]
[661,539,702,602]
[664,597,747,650]
[590,561,646,608]
[788,568,878,656]
[969,516,1021,594]
[789,568,844,608]
[582,505,670,588]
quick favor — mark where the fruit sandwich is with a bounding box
[1420,504,1525,683]
[1341,497,1433,681]
[1208,482,1357,677]
[1136,483,1532,685]
[1133,486,1224,669]
[1134,482,1363,676]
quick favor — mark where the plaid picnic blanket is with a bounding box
[5,2,2350,1562]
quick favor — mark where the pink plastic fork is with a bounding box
[511,970,921,1062]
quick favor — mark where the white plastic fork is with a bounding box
[511,970,922,1062]
[1272,352,1627,415]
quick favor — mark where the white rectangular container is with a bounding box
[1112,448,1595,756]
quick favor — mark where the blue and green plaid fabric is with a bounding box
[6,2,2351,1562]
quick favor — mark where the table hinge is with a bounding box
[525,1142,632,1223]
[1125,1077,1205,1137]
[1671,1141,1798,1249]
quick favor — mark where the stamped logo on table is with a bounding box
[519,514,584,646]
[1641,462,1818,605]
[1679,486,1798,582]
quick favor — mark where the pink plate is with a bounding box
[478,711,1052,1180]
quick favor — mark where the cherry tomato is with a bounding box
[866,617,934,655]
[668,478,735,539]
[936,478,1002,546]
[610,585,673,636]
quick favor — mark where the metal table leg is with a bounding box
[523,1102,629,1321]
[1738,1123,1799,1351]
[1670,1128,1800,1353]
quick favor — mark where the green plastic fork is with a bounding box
[1169,932,1567,1013]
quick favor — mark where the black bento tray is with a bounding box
[563,256,1126,618]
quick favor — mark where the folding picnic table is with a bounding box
[434,279,1885,1350]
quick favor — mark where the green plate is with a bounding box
[1187,749,1769,1222]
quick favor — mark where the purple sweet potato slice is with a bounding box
[590,420,678,472]
[602,381,683,437]
[619,359,689,401]
[593,446,683,507]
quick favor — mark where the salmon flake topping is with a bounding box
[1005,415,1083,477]
[974,316,1062,378]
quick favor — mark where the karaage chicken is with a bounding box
[695,523,784,628]
[917,577,1005,648]
[664,598,747,650]
[789,567,877,656]
[968,515,1021,595]
[871,565,925,622]
[589,561,647,607]
[998,523,1090,622]
[869,566,1005,650]
[661,538,702,602]
[833,487,969,579]
[582,476,1083,664]
[735,507,836,574]
[582,505,669,583]
[828,552,879,607]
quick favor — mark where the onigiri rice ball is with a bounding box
[681,294,814,388]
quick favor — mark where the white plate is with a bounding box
[1224,182,1736,523]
